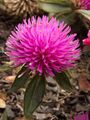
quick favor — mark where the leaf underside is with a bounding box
[24,74,46,118]
[54,72,73,91]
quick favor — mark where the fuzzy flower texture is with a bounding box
[83,30,90,46]
[6,16,80,76]
[80,0,90,10]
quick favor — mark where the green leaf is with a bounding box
[55,12,76,25]
[24,74,45,118]
[38,0,72,5]
[11,66,30,92]
[78,10,90,20]
[38,1,72,13]
[54,72,73,91]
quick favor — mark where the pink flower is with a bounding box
[72,0,90,10]
[74,112,89,120]
[83,30,90,46]
[79,0,90,10]
[6,16,80,76]
[70,112,89,120]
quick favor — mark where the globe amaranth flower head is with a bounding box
[83,30,90,46]
[80,0,90,10]
[6,16,80,76]
[72,0,90,10]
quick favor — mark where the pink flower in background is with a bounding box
[6,16,80,76]
[73,0,90,10]
[70,112,89,120]
[80,0,90,10]
[83,30,90,46]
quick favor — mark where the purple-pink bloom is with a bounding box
[74,113,89,120]
[79,0,90,10]
[6,16,80,76]
[83,30,90,46]
[70,112,89,120]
